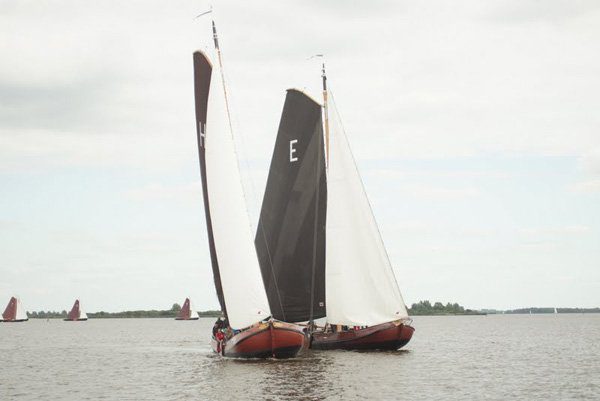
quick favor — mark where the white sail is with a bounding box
[204,50,271,329]
[325,97,408,326]
[15,297,28,321]
[188,298,199,319]
[79,304,88,320]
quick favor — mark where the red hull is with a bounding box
[212,321,307,358]
[311,320,414,351]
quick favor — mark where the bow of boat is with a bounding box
[213,320,307,358]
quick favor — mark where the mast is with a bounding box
[309,103,324,326]
[322,63,330,167]
[212,21,234,137]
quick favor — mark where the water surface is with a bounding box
[1,315,598,400]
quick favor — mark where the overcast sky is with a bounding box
[1,0,599,313]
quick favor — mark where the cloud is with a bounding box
[486,0,600,24]
[577,148,600,175]
[569,179,600,193]
[2,0,600,171]
[518,224,592,238]
[0,77,116,131]
[2,1,600,311]
[399,184,481,200]
[123,182,201,201]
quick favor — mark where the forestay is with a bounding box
[325,97,408,326]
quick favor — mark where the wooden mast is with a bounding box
[322,63,331,168]
[307,62,329,329]
[212,20,234,136]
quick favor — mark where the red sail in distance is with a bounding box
[67,300,81,320]
[177,298,191,320]
[2,297,17,321]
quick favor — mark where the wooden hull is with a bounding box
[311,320,414,351]
[175,317,199,321]
[63,318,88,321]
[0,319,28,323]
[211,321,306,358]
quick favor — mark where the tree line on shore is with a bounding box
[23,302,600,319]
[26,304,221,319]
[408,300,484,315]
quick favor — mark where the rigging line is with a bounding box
[328,88,406,307]
[257,216,286,321]
[211,19,256,231]
[211,19,286,321]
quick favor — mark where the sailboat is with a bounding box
[192,20,306,358]
[64,299,88,321]
[255,64,414,351]
[175,298,199,320]
[1,296,29,322]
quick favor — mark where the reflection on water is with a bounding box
[1,315,599,400]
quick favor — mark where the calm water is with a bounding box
[1,315,599,400]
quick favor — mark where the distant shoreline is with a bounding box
[410,311,488,316]
[409,300,600,316]
[25,306,600,319]
[27,309,222,319]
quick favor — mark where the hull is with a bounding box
[311,320,414,351]
[212,321,306,358]
[0,319,28,323]
[63,318,88,321]
[175,317,199,320]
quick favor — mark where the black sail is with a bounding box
[255,89,327,322]
[193,51,227,316]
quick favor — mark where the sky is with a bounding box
[1,0,599,313]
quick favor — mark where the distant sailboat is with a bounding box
[192,20,306,358]
[1,296,28,323]
[255,64,414,351]
[64,299,88,321]
[554,307,558,315]
[175,298,199,320]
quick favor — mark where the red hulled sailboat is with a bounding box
[1,296,29,323]
[255,66,414,351]
[175,298,199,320]
[192,20,306,358]
[64,299,88,321]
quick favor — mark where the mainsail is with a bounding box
[2,296,28,322]
[255,89,327,323]
[193,49,270,330]
[325,96,408,326]
[67,299,87,320]
[177,297,199,320]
